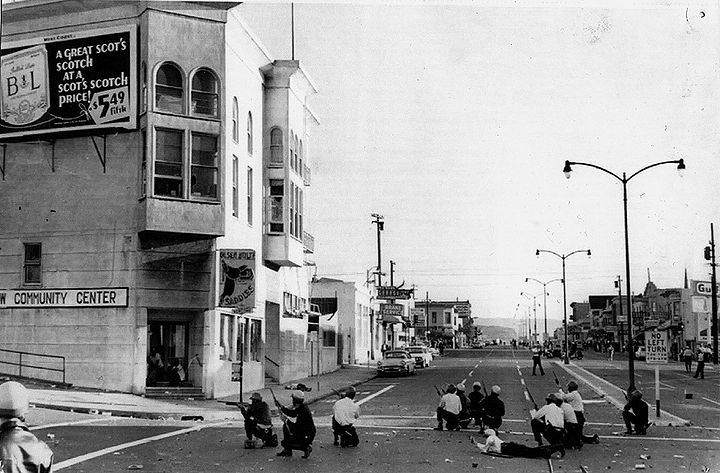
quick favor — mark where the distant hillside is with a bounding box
[477,325,517,341]
[474,317,564,338]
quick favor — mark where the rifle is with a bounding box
[480,380,488,397]
[526,388,539,410]
[330,386,344,398]
[270,388,289,424]
[434,385,443,396]
[552,370,560,388]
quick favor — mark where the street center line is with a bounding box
[702,397,720,407]
[54,421,228,470]
[357,385,395,406]
[30,417,109,431]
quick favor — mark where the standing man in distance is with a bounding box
[532,344,545,376]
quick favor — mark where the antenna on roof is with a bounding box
[291,3,295,60]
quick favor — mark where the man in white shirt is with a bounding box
[332,387,360,447]
[470,429,564,459]
[558,381,600,445]
[435,384,461,431]
[530,393,565,447]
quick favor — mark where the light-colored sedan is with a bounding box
[406,346,433,367]
[377,350,416,376]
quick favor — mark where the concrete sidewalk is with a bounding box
[12,365,377,421]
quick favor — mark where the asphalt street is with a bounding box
[22,347,720,472]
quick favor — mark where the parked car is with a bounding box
[472,341,485,349]
[635,346,646,360]
[428,347,440,358]
[377,350,416,376]
[406,346,433,367]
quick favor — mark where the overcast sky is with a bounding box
[237,1,720,326]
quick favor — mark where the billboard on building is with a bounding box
[219,250,255,313]
[0,25,137,138]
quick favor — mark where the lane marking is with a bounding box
[30,417,109,431]
[474,364,479,369]
[55,421,228,470]
[357,385,395,406]
[520,379,526,386]
[702,397,720,407]
[469,371,474,377]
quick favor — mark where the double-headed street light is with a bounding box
[536,248,591,364]
[525,277,563,343]
[521,291,544,344]
[563,158,685,392]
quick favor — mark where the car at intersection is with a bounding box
[377,350,416,376]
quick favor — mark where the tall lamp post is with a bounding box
[371,214,384,286]
[536,248,591,364]
[563,158,686,391]
[520,292,542,344]
[525,278,562,343]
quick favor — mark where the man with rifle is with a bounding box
[239,392,278,449]
[468,382,485,427]
[477,385,505,433]
[273,390,317,459]
[556,379,600,444]
[530,393,565,447]
[332,387,360,447]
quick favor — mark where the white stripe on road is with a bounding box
[520,378,525,386]
[54,421,228,470]
[702,397,720,407]
[474,364,479,369]
[357,385,395,406]
[469,371,474,377]
[30,417,109,431]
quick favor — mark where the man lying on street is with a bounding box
[275,390,317,458]
[471,429,564,459]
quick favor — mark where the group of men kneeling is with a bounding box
[239,386,360,459]
[437,380,602,459]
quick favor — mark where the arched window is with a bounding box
[293,134,299,171]
[155,63,184,114]
[270,128,283,164]
[232,98,239,142]
[191,69,219,117]
[247,111,253,155]
[288,130,295,170]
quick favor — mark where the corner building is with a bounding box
[0,1,319,398]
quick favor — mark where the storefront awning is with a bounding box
[382,315,404,324]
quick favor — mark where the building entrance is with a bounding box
[147,321,189,387]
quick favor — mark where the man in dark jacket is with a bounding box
[240,392,277,448]
[0,381,54,473]
[622,390,649,435]
[275,390,317,458]
[468,382,485,426]
[478,385,505,432]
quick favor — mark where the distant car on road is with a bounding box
[377,350,416,376]
[471,341,485,349]
[428,347,440,358]
[635,346,646,360]
[406,346,433,367]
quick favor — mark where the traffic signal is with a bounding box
[705,246,712,261]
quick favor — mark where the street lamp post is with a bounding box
[521,292,542,344]
[536,249,591,364]
[525,278,562,343]
[371,214,384,286]
[563,158,686,391]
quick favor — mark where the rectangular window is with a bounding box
[250,319,262,361]
[431,312,437,325]
[23,243,41,285]
[140,131,147,197]
[154,129,183,197]
[232,156,238,217]
[445,313,451,325]
[247,167,253,226]
[323,328,336,347]
[289,182,295,237]
[236,318,246,362]
[191,133,218,199]
[269,179,284,233]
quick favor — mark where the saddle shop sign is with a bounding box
[218,249,255,313]
[0,25,137,138]
[0,288,128,308]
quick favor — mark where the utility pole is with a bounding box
[615,276,624,351]
[371,214,384,286]
[390,260,395,287]
[425,292,430,343]
[706,223,718,364]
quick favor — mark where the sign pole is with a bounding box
[655,365,660,418]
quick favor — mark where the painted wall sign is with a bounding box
[0,25,137,138]
[0,287,128,308]
[380,303,404,317]
[693,280,719,297]
[377,286,411,300]
[219,249,255,313]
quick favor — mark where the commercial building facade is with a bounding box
[0,1,319,398]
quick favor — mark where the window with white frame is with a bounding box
[23,243,41,285]
[250,319,262,361]
[293,134,299,171]
[288,183,303,239]
[191,69,218,117]
[288,131,294,171]
[270,128,283,164]
[246,112,253,155]
[141,62,147,113]
[155,63,184,114]
[268,179,284,233]
[232,155,238,217]
[247,167,253,226]
[154,129,183,197]
[232,98,239,142]
[299,140,304,176]
[190,133,218,199]
[140,130,147,197]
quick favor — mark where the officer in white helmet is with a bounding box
[0,381,54,472]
